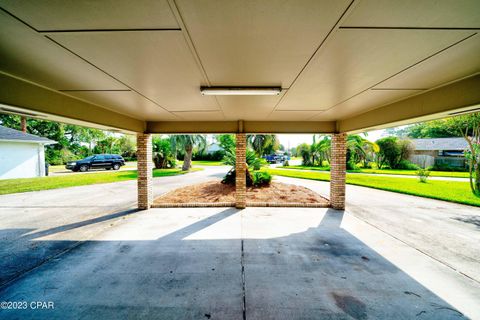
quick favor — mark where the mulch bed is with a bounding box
[153,180,329,206]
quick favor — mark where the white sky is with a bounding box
[277,129,388,149]
[205,128,392,148]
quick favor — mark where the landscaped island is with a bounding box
[154,181,329,207]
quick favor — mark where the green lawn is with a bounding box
[266,168,480,207]
[177,160,225,166]
[0,168,202,195]
[282,165,469,178]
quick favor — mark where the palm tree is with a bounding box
[221,147,259,186]
[247,134,278,156]
[171,135,206,171]
[311,136,331,166]
[346,135,379,167]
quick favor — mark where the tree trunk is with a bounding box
[20,116,27,133]
[182,145,193,171]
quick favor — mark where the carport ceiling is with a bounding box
[0,0,479,131]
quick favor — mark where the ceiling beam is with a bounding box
[0,72,145,133]
[147,120,336,134]
[338,74,480,133]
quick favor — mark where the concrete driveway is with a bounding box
[0,166,479,319]
[274,176,480,283]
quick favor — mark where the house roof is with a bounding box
[411,138,468,151]
[0,125,57,144]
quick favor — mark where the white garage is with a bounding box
[0,125,56,179]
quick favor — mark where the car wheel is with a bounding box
[79,165,89,172]
[113,164,120,170]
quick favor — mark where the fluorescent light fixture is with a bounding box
[200,86,281,96]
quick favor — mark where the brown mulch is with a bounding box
[153,181,329,205]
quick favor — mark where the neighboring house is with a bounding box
[409,137,468,169]
[0,125,56,179]
[206,143,223,154]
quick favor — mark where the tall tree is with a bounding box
[216,134,236,151]
[376,137,412,169]
[311,136,331,165]
[347,135,379,167]
[405,119,462,138]
[247,134,278,156]
[449,113,480,195]
[171,135,206,171]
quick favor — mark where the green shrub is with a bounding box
[45,148,79,165]
[417,168,431,183]
[376,137,413,169]
[152,137,176,169]
[252,171,272,187]
[431,163,468,172]
[365,162,377,169]
[193,150,225,161]
[346,159,358,170]
[397,160,418,170]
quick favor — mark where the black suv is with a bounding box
[66,154,125,172]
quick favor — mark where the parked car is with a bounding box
[263,153,291,164]
[66,154,125,172]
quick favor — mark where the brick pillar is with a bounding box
[330,133,347,210]
[137,133,153,210]
[235,133,247,209]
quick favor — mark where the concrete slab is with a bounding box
[0,166,229,287]
[0,207,479,319]
[274,175,480,283]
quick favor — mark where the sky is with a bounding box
[277,129,388,149]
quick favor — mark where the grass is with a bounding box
[266,168,480,207]
[192,160,225,166]
[177,160,225,166]
[282,165,469,178]
[0,168,203,195]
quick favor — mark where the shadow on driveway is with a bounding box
[0,207,470,319]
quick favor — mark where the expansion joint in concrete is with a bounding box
[241,239,246,320]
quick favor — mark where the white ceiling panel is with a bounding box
[63,91,179,121]
[175,0,351,87]
[268,110,319,121]
[311,89,424,121]
[219,90,286,120]
[343,0,480,28]
[172,111,224,121]
[277,29,474,111]
[376,34,480,89]
[49,31,220,112]
[0,10,125,90]
[0,0,178,30]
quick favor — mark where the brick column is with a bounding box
[330,133,347,210]
[235,133,247,209]
[137,133,153,210]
